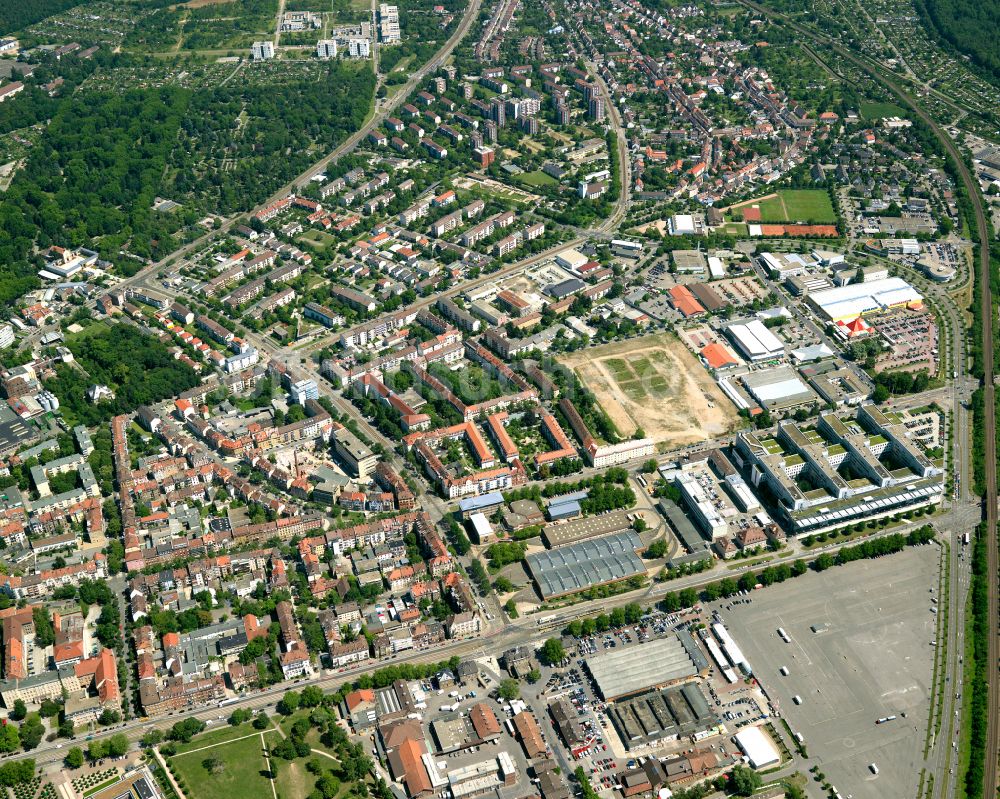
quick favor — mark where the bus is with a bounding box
[777,628,791,643]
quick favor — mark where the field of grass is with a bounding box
[606,358,633,383]
[64,320,111,348]
[860,101,907,120]
[719,222,748,237]
[516,170,558,188]
[284,0,330,10]
[169,731,274,799]
[82,777,121,798]
[275,758,311,799]
[299,229,339,247]
[428,361,506,405]
[733,189,836,224]
[170,720,274,754]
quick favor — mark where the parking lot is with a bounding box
[716,544,938,799]
[871,308,938,373]
[535,610,717,793]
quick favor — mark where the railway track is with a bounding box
[731,0,998,792]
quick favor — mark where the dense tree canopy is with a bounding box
[0,0,78,35]
[0,87,190,289]
[45,324,199,425]
[917,0,1000,84]
[164,64,374,215]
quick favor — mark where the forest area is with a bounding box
[0,58,374,307]
[916,0,1000,85]
[0,86,191,306]
[44,324,200,426]
[163,63,375,215]
[0,0,79,36]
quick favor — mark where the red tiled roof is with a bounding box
[669,285,705,317]
[701,343,738,369]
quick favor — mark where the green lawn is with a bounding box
[632,357,654,376]
[284,0,331,11]
[82,777,121,798]
[275,758,311,799]
[741,189,837,224]
[64,320,111,348]
[278,709,344,759]
[860,101,907,120]
[170,720,274,755]
[620,381,647,402]
[720,222,748,236]
[169,732,274,799]
[605,358,634,383]
[516,170,558,188]
[272,711,353,799]
[299,229,338,247]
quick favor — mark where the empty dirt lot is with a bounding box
[559,332,740,450]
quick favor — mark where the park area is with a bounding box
[166,723,278,799]
[558,332,740,449]
[164,705,377,799]
[727,189,837,224]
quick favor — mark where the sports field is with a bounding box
[558,332,740,449]
[729,189,837,224]
[860,101,907,120]
[517,170,558,188]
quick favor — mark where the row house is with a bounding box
[399,198,432,226]
[319,177,346,199]
[338,307,418,348]
[421,138,448,160]
[255,196,293,223]
[304,302,346,328]
[247,287,295,319]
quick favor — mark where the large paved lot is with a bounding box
[717,545,938,799]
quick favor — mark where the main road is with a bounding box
[21,513,932,773]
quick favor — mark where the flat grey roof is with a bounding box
[658,499,707,553]
[431,716,470,752]
[586,635,697,699]
[607,682,717,749]
[527,531,644,598]
[334,426,374,461]
[542,510,634,548]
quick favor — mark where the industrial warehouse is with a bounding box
[806,277,923,323]
[585,635,705,700]
[541,509,635,548]
[607,683,720,750]
[526,531,645,599]
[580,635,720,750]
